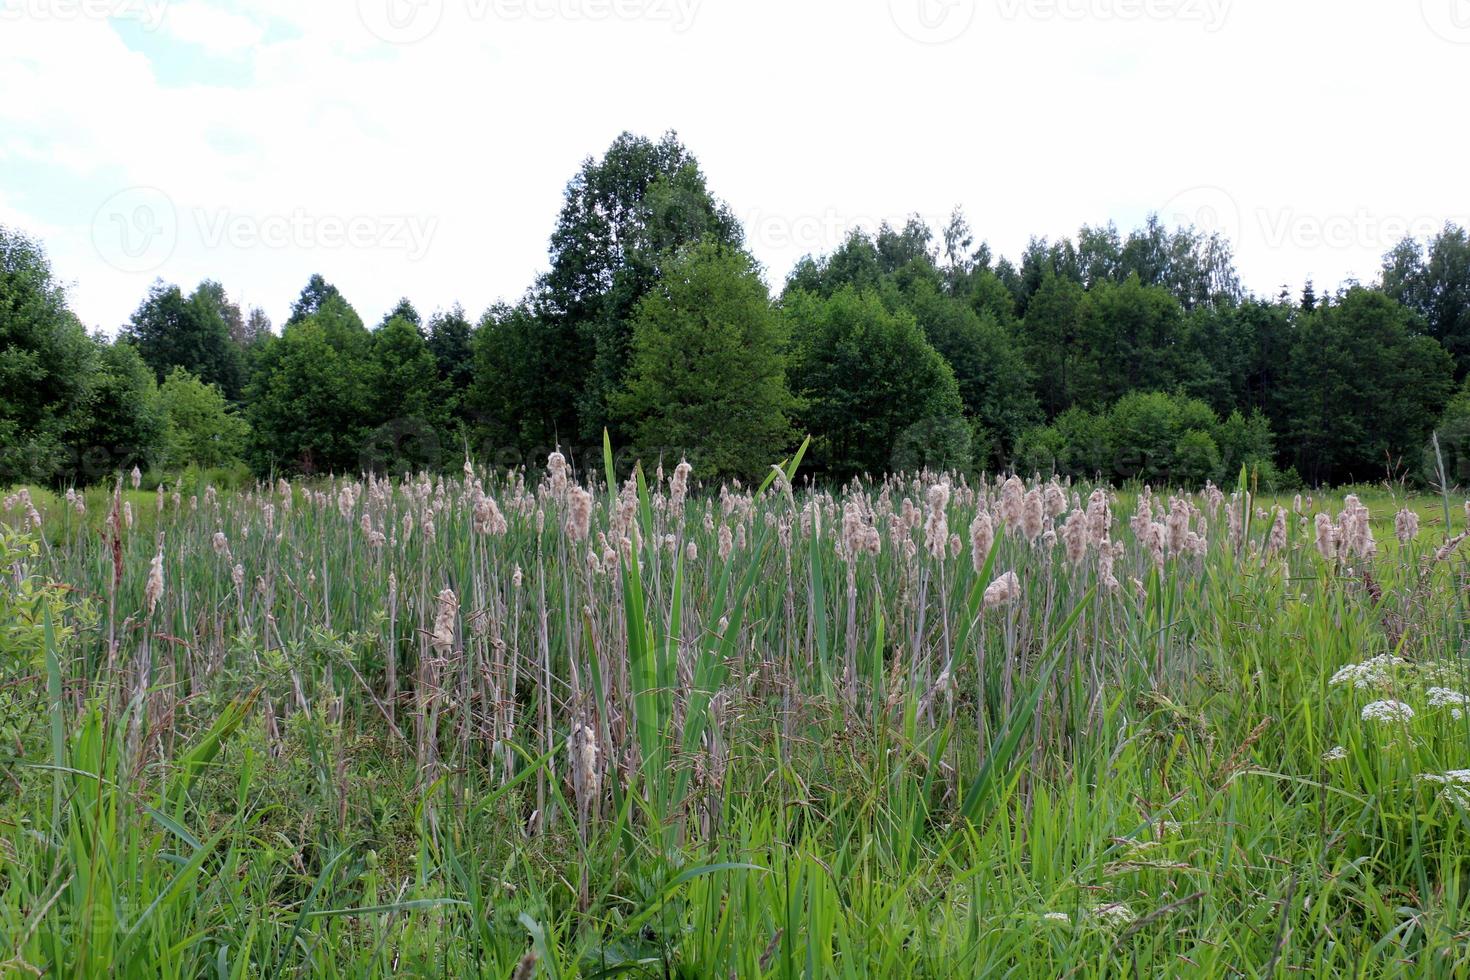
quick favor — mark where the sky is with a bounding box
[1,0,1468,333]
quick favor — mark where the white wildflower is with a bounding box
[1361,700,1415,723]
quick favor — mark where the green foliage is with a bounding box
[245,293,375,475]
[362,315,449,473]
[121,280,246,400]
[1016,390,1277,487]
[1383,223,1470,374]
[5,139,1470,492]
[1021,272,1087,417]
[158,368,249,470]
[539,130,744,443]
[1072,274,1203,409]
[0,226,97,485]
[615,241,795,481]
[1284,287,1455,484]
[786,287,969,479]
[899,276,1038,469]
[468,302,573,464]
[65,340,168,482]
[427,305,475,421]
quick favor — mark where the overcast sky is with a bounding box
[2,0,1467,332]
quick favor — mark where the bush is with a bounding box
[1014,392,1279,488]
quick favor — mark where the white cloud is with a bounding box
[158,1,266,54]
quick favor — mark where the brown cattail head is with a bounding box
[145,551,165,616]
[1314,512,1339,562]
[983,570,1022,610]
[431,588,458,656]
[1394,507,1419,546]
[547,451,569,498]
[1267,507,1288,555]
[999,476,1025,529]
[671,459,693,511]
[1086,489,1111,547]
[1097,542,1120,592]
[970,510,994,573]
[925,483,951,560]
[567,723,602,809]
[1021,489,1045,543]
[1061,509,1088,566]
[565,488,594,542]
[472,491,507,536]
[1339,495,1375,559]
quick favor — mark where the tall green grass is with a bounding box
[0,464,1468,976]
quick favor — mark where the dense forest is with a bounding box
[4,130,1470,490]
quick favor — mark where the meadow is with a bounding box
[1,449,1469,977]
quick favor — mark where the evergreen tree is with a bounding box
[286,274,345,327]
[615,241,795,481]
[122,281,245,399]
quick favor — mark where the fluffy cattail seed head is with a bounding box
[983,571,1022,610]
[1061,509,1088,566]
[925,483,951,560]
[1395,507,1419,546]
[970,510,994,573]
[565,487,593,542]
[145,551,165,616]
[431,588,458,656]
[1314,513,1339,562]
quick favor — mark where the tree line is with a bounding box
[4,130,1470,490]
